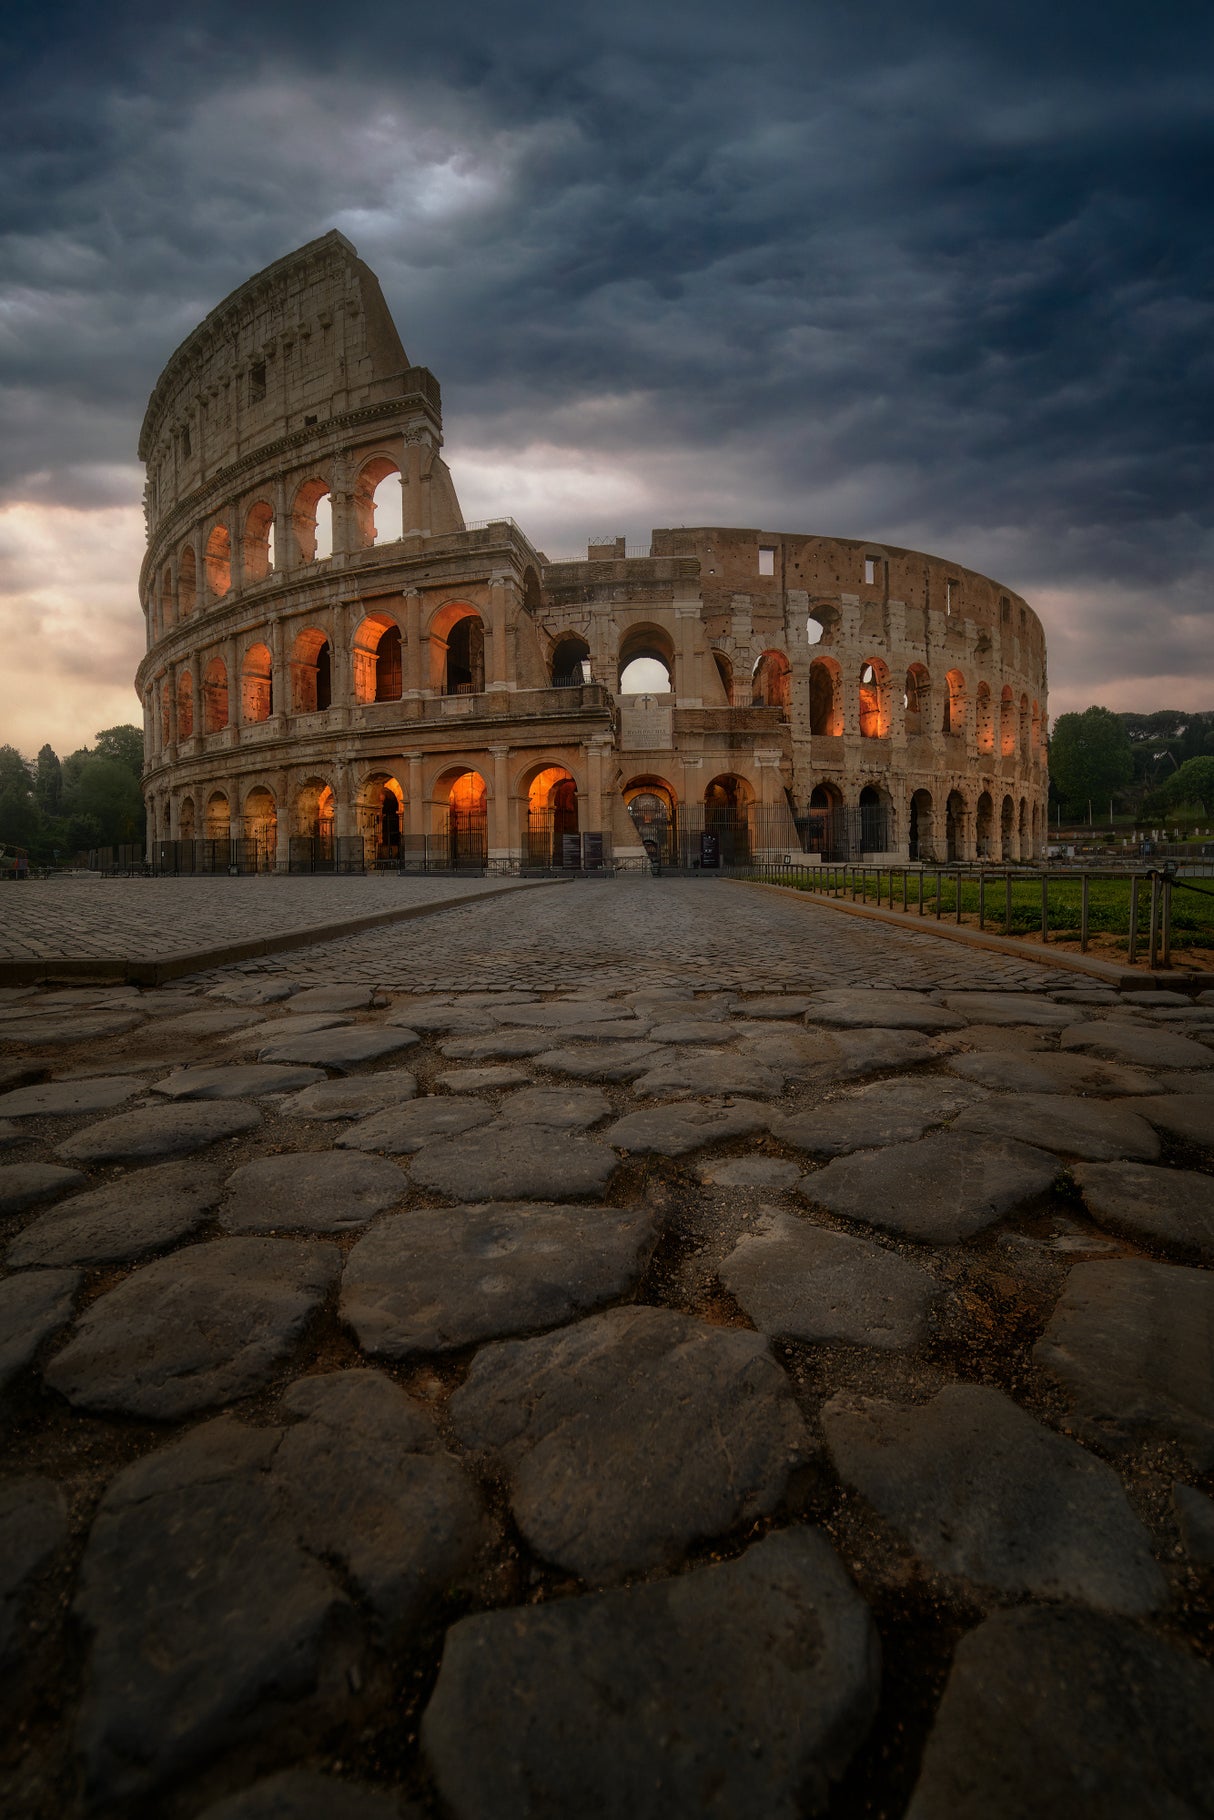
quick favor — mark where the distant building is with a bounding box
[136,232,1048,870]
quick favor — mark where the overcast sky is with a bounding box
[2,0,1211,756]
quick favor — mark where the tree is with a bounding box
[93,725,144,778]
[1159,756,1214,814]
[1048,706,1134,815]
[35,744,62,814]
[0,744,37,848]
[61,754,144,845]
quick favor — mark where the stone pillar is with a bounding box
[225,637,240,733]
[489,744,513,862]
[406,755,425,841]
[675,606,701,705]
[487,573,513,692]
[330,602,351,720]
[273,475,289,576]
[404,592,425,696]
[332,760,353,842]
[270,617,287,725]
[272,769,290,872]
[227,501,242,597]
[584,737,607,835]
[229,775,243,849]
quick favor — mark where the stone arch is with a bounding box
[859,782,893,851]
[1001,792,1016,860]
[623,774,678,865]
[752,649,792,711]
[242,501,275,583]
[179,795,196,842]
[202,655,228,732]
[521,762,580,865]
[205,523,231,599]
[858,657,891,738]
[241,642,273,723]
[618,623,675,694]
[356,771,405,862]
[176,670,194,741]
[1019,692,1030,756]
[430,764,489,867]
[295,777,335,841]
[551,633,590,687]
[909,788,934,861]
[710,648,734,705]
[352,612,402,704]
[1032,800,1042,852]
[1000,686,1016,758]
[290,627,332,714]
[976,790,995,859]
[946,788,967,862]
[243,784,277,865]
[805,780,844,859]
[904,664,931,736]
[178,544,196,617]
[809,657,843,736]
[292,478,332,565]
[705,772,755,863]
[1018,796,1029,857]
[354,455,402,547]
[944,669,967,737]
[976,681,994,755]
[522,566,542,612]
[429,601,485,694]
[204,790,229,841]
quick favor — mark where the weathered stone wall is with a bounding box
[136,235,1048,868]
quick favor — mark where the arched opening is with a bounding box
[1000,686,1016,758]
[525,765,579,866]
[178,545,196,617]
[1032,800,1042,852]
[241,643,273,723]
[204,790,229,842]
[352,457,403,547]
[176,671,194,742]
[243,786,277,868]
[160,677,173,748]
[205,524,231,598]
[859,783,891,852]
[976,790,995,859]
[809,658,843,736]
[806,614,825,645]
[179,796,196,842]
[551,634,590,688]
[357,773,404,866]
[946,789,966,862]
[858,658,890,738]
[904,664,931,736]
[943,669,967,737]
[433,768,488,869]
[295,779,335,860]
[618,624,675,694]
[909,788,934,862]
[752,649,792,711]
[242,502,275,583]
[1019,692,1030,756]
[804,781,844,859]
[352,614,403,704]
[624,776,677,866]
[1031,700,1042,754]
[705,773,754,863]
[290,628,332,714]
[202,656,228,733]
[999,793,1016,861]
[292,479,333,565]
[522,567,541,612]
[428,605,485,695]
[711,650,734,706]
[976,682,994,755]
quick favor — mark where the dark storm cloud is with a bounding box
[1,0,1212,707]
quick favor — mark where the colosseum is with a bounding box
[136,231,1049,874]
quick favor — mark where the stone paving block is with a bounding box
[387,1005,498,1034]
[206,980,297,1005]
[75,1375,484,1802]
[0,1267,81,1391]
[448,1305,809,1581]
[1034,1259,1214,1468]
[532,1041,661,1082]
[1059,1020,1214,1069]
[257,1026,419,1071]
[952,1092,1161,1162]
[1121,1093,1214,1148]
[409,1123,618,1201]
[0,1011,146,1046]
[149,1008,269,1041]
[0,1076,147,1117]
[633,1047,785,1098]
[0,1118,23,1147]
[496,1086,612,1130]
[0,1161,88,1214]
[8,1161,224,1267]
[772,1078,983,1157]
[337,1097,495,1154]
[647,1019,740,1044]
[222,1152,408,1232]
[45,1239,339,1418]
[722,1211,936,1349]
[56,1101,261,1164]
[0,1475,68,1667]
[284,985,382,1013]
[605,1100,770,1155]
[152,1063,326,1100]
[440,1031,559,1061]
[823,1384,1165,1612]
[226,1012,352,1044]
[939,993,1075,1028]
[496,1004,647,1032]
[944,1050,1159,1096]
[803,990,965,1031]
[1073,1161,1214,1262]
[342,1203,660,1356]
[807,1027,939,1080]
[736,994,815,1018]
[801,1132,1060,1243]
[1173,1484,1214,1567]
[422,1528,879,1820]
[279,1072,418,1120]
[434,1066,533,1092]
[905,1606,1214,1820]
[198,1767,415,1820]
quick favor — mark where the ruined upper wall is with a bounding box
[139,232,438,533]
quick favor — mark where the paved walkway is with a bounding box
[1,881,1212,1818]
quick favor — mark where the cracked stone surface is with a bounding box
[222,1152,408,1232]
[0,1076,146,1117]
[279,1072,418,1120]
[804,990,965,1031]
[341,1203,660,1356]
[721,1211,937,1349]
[151,1063,325,1100]
[408,1123,618,1201]
[1059,1021,1214,1070]
[772,1077,984,1157]
[8,1161,224,1267]
[604,1100,770,1155]
[1122,1092,1214,1148]
[801,1132,1060,1242]
[0,1162,87,1215]
[55,1101,261,1164]
[336,1097,496,1154]
[1073,1161,1214,1261]
[0,1267,81,1391]
[952,1092,1161,1162]
[448,1305,809,1581]
[422,1529,879,1820]
[257,1026,419,1071]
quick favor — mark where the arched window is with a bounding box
[176,671,194,741]
[292,479,333,565]
[290,628,332,714]
[858,658,890,738]
[202,656,229,732]
[241,643,273,722]
[943,670,967,736]
[809,658,843,736]
[446,614,484,694]
[752,650,791,711]
[909,789,934,861]
[1019,692,1030,756]
[242,502,275,582]
[204,791,229,841]
[903,664,931,736]
[551,634,590,687]
[618,623,675,694]
[243,786,277,866]
[205,524,231,598]
[976,790,995,858]
[711,650,734,705]
[1031,700,1042,754]
[178,545,196,617]
[354,457,402,546]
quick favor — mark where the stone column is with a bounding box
[487,573,513,692]
[270,617,287,726]
[404,591,425,696]
[675,606,701,705]
[332,759,353,842]
[272,769,290,872]
[489,744,513,863]
[273,476,289,576]
[227,501,243,598]
[225,637,241,734]
[584,737,607,835]
[406,755,425,842]
[329,602,351,722]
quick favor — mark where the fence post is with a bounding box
[1041,873,1049,943]
[978,868,985,930]
[918,871,924,915]
[1080,874,1090,953]
[1128,875,1139,964]
[1004,872,1012,936]
[1161,875,1172,969]
[1148,872,1160,969]
[956,872,963,923]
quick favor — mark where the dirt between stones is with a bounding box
[0,975,1211,1820]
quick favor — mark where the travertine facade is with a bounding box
[136,232,1048,870]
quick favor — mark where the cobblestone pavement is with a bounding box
[0,874,535,963]
[2,880,1213,1819]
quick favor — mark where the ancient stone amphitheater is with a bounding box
[136,232,1048,872]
